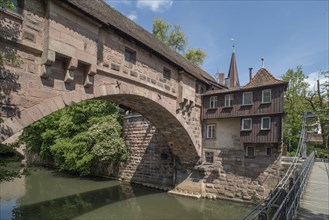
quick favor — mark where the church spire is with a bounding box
[227,50,240,88]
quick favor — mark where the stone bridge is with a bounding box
[0,0,219,165]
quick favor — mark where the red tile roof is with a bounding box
[244,67,286,88]
[203,67,287,95]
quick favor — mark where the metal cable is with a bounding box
[241,113,308,220]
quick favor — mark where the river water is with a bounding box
[1,164,252,220]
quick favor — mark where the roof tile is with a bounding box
[244,67,286,88]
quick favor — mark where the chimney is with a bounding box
[225,78,230,88]
[218,73,225,85]
[249,68,253,81]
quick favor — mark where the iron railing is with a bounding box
[241,113,315,220]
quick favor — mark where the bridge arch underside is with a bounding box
[1,90,200,166]
[102,94,199,166]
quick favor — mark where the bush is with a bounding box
[20,100,128,176]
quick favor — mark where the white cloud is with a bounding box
[304,71,327,92]
[136,0,173,12]
[127,13,138,21]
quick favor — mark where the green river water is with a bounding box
[0,164,252,220]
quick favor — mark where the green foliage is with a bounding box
[167,25,187,53]
[281,66,310,151]
[20,100,128,176]
[307,144,328,158]
[0,52,21,66]
[152,18,206,66]
[0,150,20,182]
[184,48,207,67]
[152,18,170,43]
[306,70,329,148]
[0,0,15,10]
[0,138,20,182]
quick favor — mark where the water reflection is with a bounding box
[1,166,252,220]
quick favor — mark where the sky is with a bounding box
[105,0,328,88]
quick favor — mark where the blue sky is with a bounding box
[106,0,328,87]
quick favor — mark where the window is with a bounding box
[163,67,171,80]
[266,147,272,156]
[243,92,253,105]
[225,94,233,107]
[261,117,271,130]
[206,124,216,138]
[209,96,217,108]
[246,146,255,158]
[124,48,136,63]
[196,83,206,94]
[262,89,271,103]
[205,152,214,163]
[241,118,252,131]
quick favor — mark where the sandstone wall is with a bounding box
[1,0,203,164]
[119,113,174,187]
[200,146,281,202]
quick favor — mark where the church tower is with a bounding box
[227,50,240,88]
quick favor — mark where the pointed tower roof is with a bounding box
[227,51,240,88]
[244,67,287,88]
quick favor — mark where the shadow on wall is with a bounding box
[120,114,175,187]
[0,10,23,141]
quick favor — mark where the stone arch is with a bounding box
[1,81,200,165]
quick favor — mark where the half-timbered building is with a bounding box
[202,52,287,176]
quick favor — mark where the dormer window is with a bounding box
[224,94,233,107]
[209,96,217,108]
[262,89,271,103]
[243,92,253,105]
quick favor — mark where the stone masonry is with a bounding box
[0,0,208,165]
[199,146,282,202]
[119,113,174,187]
[0,0,285,203]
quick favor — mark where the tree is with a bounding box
[305,71,329,149]
[184,48,206,67]
[20,100,128,176]
[167,25,187,53]
[281,66,310,151]
[152,18,206,66]
[152,18,170,43]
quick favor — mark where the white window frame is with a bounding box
[243,92,253,105]
[224,94,233,107]
[266,147,272,156]
[206,124,216,138]
[262,89,271,103]
[241,118,252,131]
[209,96,218,108]
[261,117,271,130]
[246,146,255,158]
